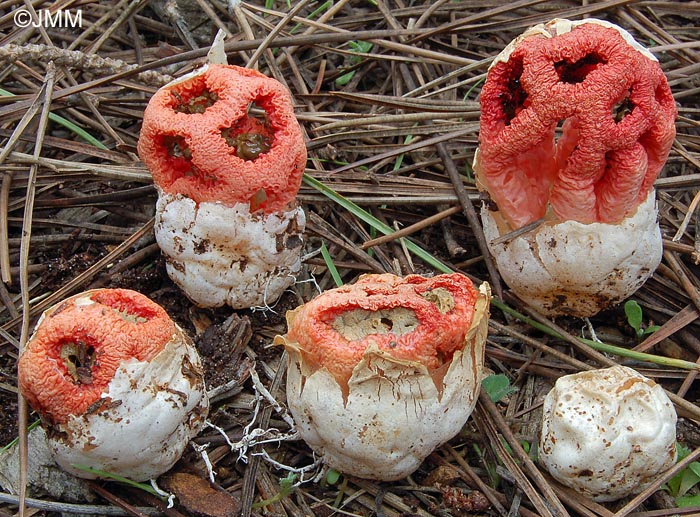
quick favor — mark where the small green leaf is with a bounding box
[624,300,643,335]
[324,468,341,485]
[335,70,355,86]
[482,374,517,403]
[688,462,700,477]
[677,465,700,497]
[521,440,530,454]
[643,325,661,335]
[667,475,682,497]
[252,473,297,509]
[279,472,297,491]
[335,41,372,86]
[677,492,700,507]
[350,40,373,54]
[665,443,696,497]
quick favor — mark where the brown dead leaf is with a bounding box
[161,472,241,517]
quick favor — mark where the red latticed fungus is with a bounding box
[274,273,491,481]
[138,62,306,309]
[17,289,209,481]
[474,19,676,317]
[539,366,677,501]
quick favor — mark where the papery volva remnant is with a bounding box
[139,64,307,309]
[275,273,490,481]
[475,19,676,317]
[18,289,208,481]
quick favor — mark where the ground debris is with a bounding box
[440,486,490,515]
[160,471,242,517]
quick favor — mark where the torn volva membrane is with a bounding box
[275,273,491,481]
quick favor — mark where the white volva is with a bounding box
[155,192,305,309]
[276,283,490,481]
[539,365,677,501]
[481,190,662,317]
[49,332,209,482]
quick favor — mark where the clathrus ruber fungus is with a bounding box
[139,64,307,309]
[18,289,208,481]
[275,273,490,481]
[474,19,676,317]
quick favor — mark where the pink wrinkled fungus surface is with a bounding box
[138,64,307,213]
[476,21,676,228]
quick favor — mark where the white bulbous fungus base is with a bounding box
[48,333,209,482]
[279,283,490,481]
[481,190,662,317]
[539,365,677,502]
[155,192,305,309]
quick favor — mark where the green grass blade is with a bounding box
[0,87,108,150]
[70,464,161,496]
[321,241,343,287]
[48,113,108,150]
[303,174,453,274]
[2,420,41,451]
[463,76,485,101]
[492,298,700,371]
[393,131,415,171]
[290,0,332,34]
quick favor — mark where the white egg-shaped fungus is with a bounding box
[539,365,677,501]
